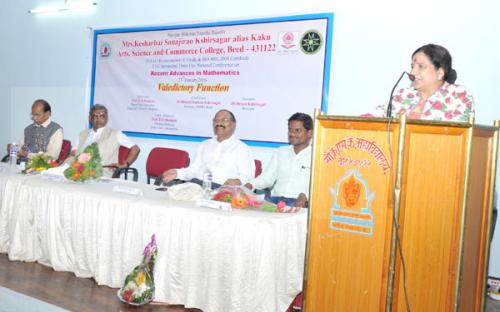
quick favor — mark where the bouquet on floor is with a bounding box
[63,143,102,182]
[24,152,58,173]
[118,234,157,306]
[211,185,300,213]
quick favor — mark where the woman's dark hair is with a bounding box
[288,112,313,131]
[412,44,457,84]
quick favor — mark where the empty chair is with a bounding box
[146,147,189,184]
[112,146,139,181]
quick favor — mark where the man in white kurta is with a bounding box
[162,109,255,186]
[71,104,140,177]
[227,112,313,207]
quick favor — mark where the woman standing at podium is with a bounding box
[371,44,474,121]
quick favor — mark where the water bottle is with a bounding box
[202,169,213,192]
[9,143,18,167]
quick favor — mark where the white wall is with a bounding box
[2,0,500,275]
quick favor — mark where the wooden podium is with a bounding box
[302,114,499,311]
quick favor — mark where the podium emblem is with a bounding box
[329,169,374,236]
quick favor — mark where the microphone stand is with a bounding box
[386,71,409,118]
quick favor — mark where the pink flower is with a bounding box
[432,101,443,110]
[444,111,453,120]
[277,201,286,212]
[393,95,403,102]
[459,92,469,103]
[78,153,92,163]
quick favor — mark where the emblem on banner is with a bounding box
[100,42,111,57]
[300,30,322,54]
[329,169,374,236]
[278,31,298,50]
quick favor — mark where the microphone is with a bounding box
[386,72,414,118]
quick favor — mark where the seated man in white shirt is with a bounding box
[162,109,255,188]
[71,104,140,177]
[226,112,313,208]
[7,99,64,160]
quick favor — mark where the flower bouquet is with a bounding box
[63,143,102,182]
[24,152,58,174]
[212,186,300,213]
[118,234,157,306]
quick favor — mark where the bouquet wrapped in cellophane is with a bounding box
[63,143,102,182]
[24,152,58,173]
[118,234,157,306]
[212,185,301,213]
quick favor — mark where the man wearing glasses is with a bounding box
[162,109,255,188]
[71,104,140,177]
[8,99,64,159]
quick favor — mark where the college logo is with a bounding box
[279,31,298,50]
[100,42,111,57]
[329,169,375,236]
[300,30,322,54]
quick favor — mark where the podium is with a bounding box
[302,114,499,311]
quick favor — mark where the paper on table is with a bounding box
[41,163,69,181]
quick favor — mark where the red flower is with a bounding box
[78,164,85,173]
[122,289,133,302]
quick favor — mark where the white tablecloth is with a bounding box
[0,167,307,312]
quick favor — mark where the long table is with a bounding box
[0,167,307,312]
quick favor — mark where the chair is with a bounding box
[254,159,262,178]
[112,146,139,181]
[57,140,72,163]
[146,147,190,184]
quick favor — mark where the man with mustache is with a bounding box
[226,112,313,208]
[162,109,255,188]
[71,104,140,177]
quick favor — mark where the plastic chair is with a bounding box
[254,159,262,178]
[112,146,139,181]
[146,147,190,184]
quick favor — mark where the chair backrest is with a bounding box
[146,147,190,183]
[254,159,262,178]
[112,146,139,182]
[118,146,130,165]
[57,140,72,163]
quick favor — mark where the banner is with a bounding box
[90,13,333,145]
